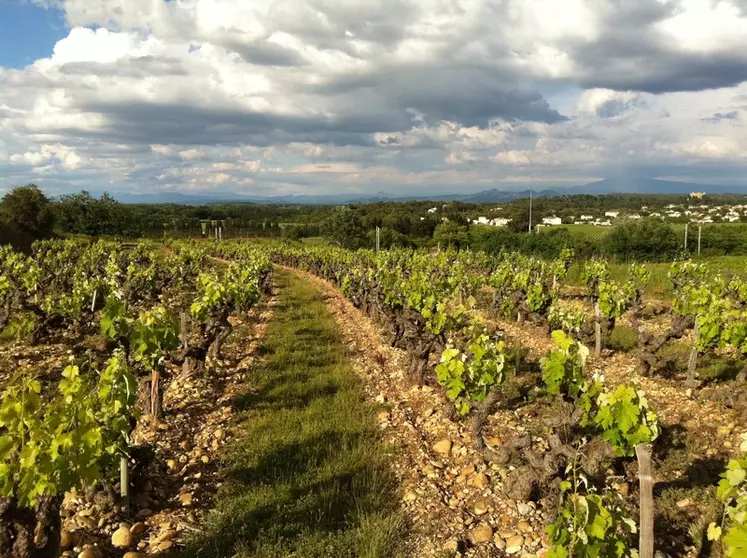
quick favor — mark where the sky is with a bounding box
[1,0,747,197]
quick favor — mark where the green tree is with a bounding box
[322,206,368,249]
[54,191,136,237]
[0,184,55,238]
[604,218,680,261]
[433,222,469,249]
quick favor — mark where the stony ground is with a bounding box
[4,261,744,558]
[283,266,551,558]
[54,294,277,558]
[286,265,746,558]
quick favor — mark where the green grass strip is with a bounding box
[182,268,407,558]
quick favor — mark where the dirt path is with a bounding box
[179,268,408,558]
[280,265,552,558]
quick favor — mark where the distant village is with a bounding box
[454,192,747,229]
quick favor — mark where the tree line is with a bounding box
[4,184,747,261]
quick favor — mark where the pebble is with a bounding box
[494,534,507,550]
[178,493,193,506]
[517,502,533,516]
[472,472,490,489]
[377,410,390,422]
[470,523,494,544]
[518,519,531,533]
[123,553,143,558]
[112,524,132,548]
[156,541,174,552]
[506,535,525,554]
[403,490,418,503]
[78,546,101,558]
[60,530,74,550]
[473,501,489,516]
[460,464,476,477]
[151,529,176,546]
[130,522,147,536]
[433,439,452,455]
[676,498,692,508]
[76,517,96,530]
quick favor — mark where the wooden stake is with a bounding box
[594,301,602,358]
[150,369,160,434]
[686,318,700,388]
[120,456,130,516]
[635,443,654,558]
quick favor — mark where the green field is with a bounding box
[538,223,606,236]
[565,255,747,297]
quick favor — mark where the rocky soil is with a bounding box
[288,265,746,558]
[50,295,276,558]
[286,266,553,558]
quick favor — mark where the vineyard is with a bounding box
[1,239,746,558]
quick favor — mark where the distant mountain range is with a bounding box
[105,178,747,205]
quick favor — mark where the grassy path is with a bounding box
[183,268,406,558]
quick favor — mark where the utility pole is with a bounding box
[698,224,702,255]
[684,222,688,251]
[375,226,380,253]
[528,188,533,234]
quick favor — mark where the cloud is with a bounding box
[2,0,747,196]
[577,89,648,118]
[701,110,740,123]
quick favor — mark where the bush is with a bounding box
[603,218,680,261]
[606,326,638,352]
[433,222,469,249]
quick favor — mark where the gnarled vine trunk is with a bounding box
[0,496,61,558]
[594,301,602,358]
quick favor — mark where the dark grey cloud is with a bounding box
[701,110,740,123]
[579,53,747,93]
[595,97,647,118]
[65,101,385,147]
[314,63,567,127]
[227,40,308,67]
[567,0,747,93]
[59,56,189,78]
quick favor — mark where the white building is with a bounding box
[580,215,594,221]
[629,214,641,220]
[605,211,620,218]
[472,216,491,225]
[491,218,512,226]
[542,216,562,226]
[427,207,438,213]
